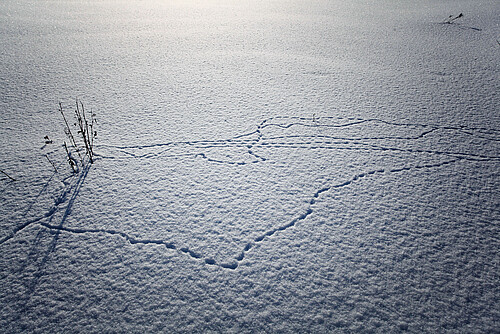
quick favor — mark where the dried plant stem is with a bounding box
[63,142,77,173]
[75,100,94,163]
[0,169,16,181]
[45,154,58,173]
[59,102,83,164]
[444,13,463,24]
[58,100,97,172]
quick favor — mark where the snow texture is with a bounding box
[0,0,499,332]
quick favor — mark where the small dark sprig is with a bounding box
[443,13,463,24]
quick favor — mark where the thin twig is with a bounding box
[0,169,16,181]
[443,13,463,24]
[60,102,83,164]
[90,111,94,156]
[75,100,93,163]
[63,142,77,173]
[45,154,58,173]
[82,102,94,163]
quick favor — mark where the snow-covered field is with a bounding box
[1,0,499,332]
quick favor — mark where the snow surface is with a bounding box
[0,0,499,332]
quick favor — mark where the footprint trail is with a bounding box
[2,115,499,270]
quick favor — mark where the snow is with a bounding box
[1,0,499,332]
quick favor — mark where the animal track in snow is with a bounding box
[35,157,464,270]
[2,116,499,270]
[97,116,500,163]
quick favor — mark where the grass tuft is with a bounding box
[59,100,97,173]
